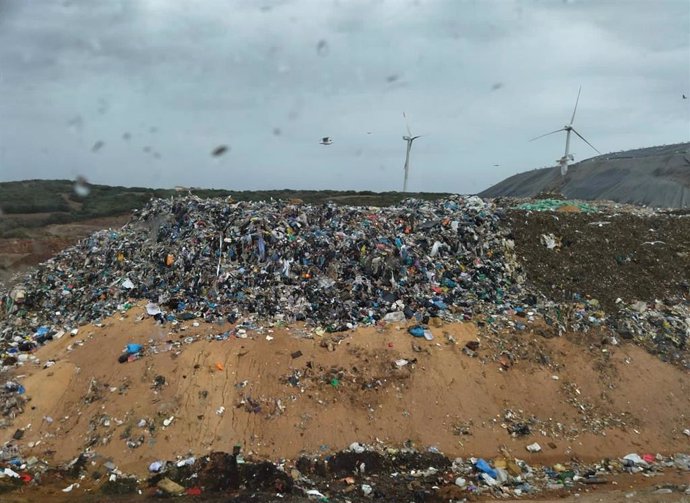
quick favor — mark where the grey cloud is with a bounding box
[0,0,688,193]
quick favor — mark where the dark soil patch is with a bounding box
[508,210,690,311]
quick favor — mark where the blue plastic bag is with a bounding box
[474,458,497,479]
[126,343,143,355]
[408,326,425,337]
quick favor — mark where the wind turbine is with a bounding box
[402,112,421,192]
[530,87,600,176]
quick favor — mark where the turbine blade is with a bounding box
[403,112,412,137]
[570,86,581,125]
[571,128,600,154]
[529,128,565,142]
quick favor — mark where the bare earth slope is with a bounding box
[480,143,690,208]
[3,311,688,477]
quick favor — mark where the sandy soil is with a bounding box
[0,216,130,287]
[2,306,688,480]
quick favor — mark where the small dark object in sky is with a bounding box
[273,127,281,136]
[320,137,333,145]
[74,176,90,197]
[68,115,83,131]
[143,146,152,153]
[683,94,687,99]
[491,82,503,91]
[122,132,131,140]
[212,145,229,157]
[316,39,329,56]
[91,140,104,152]
[149,126,158,133]
[386,74,399,83]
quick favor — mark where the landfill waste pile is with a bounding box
[1,194,687,367]
[0,195,688,502]
[1,194,520,338]
[507,201,689,367]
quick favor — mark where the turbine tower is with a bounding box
[530,87,600,176]
[402,112,421,192]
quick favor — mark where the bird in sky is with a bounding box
[320,137,333,145]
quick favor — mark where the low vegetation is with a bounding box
[0,179,451,237]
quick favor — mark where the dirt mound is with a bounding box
[0,216,129,288]
[1,311,688,478]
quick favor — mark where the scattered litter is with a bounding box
[62,483,79,492]
[526,442,542,453]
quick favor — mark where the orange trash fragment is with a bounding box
[215,362,224,371]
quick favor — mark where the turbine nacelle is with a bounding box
[401,112,422,192]
[529,87,599,177]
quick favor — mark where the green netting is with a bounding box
[514,199,598,213]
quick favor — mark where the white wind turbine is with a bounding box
[530,87,600,176]
[402,112,421,192]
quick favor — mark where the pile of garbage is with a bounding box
[145,446,690,500]
[2,443,688,500]
[614,301,690,363]
[0,195,687,368]
[1,195,519,334]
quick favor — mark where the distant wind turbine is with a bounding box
[530,87,600,176]
[402,112,421,192]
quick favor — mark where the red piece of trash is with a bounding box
[186,487,202,496]
[20,473,32,483]
[642,454,655,463]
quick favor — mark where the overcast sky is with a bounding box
[0,0,688,194]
